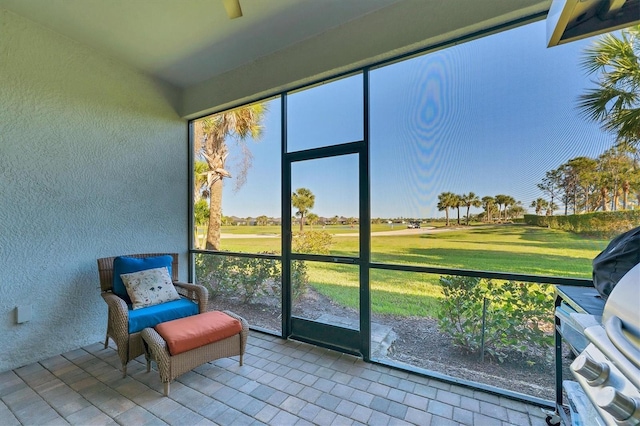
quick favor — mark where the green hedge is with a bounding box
[524,210,640,237]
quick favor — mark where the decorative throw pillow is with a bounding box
[112,255,173,304]
[120,267,180,310]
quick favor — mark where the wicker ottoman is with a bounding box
[141,310,248,396]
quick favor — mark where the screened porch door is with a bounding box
[284,142,369,357]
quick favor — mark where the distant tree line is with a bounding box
[437,192,524,226]
[535,144,640,216]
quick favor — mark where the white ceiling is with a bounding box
[0,0,551,92]
[0,0,404,87]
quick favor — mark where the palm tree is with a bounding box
[578,25,640,143]
[292,188,315,231]
[481,196,497,222]
[507,201,525,219]
[193,160,210,246]
[452,194,462,225]
[494,194,509,221]
[437,192,456,226]
[194,104,266,250]
[461,192,481,225]
[503,195,516,219]
[530,198,549,215]
[193,160,209,204]
[549,203,559,216]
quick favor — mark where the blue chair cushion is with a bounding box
[113,255,173,304]
[128,298,198,334]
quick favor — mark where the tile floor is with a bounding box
[1,332,550,425]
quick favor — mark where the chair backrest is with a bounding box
[97,253,179,292]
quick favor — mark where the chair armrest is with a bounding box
[101,292,129,320]
[141,327,168,354]
[101,292,130,342]
[174,281,209,313]
[141,327,171,381]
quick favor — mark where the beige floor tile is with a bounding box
[2,331,551,426]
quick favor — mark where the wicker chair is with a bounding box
[97,253,208,377]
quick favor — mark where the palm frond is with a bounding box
[578,26,640,144]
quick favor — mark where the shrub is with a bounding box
[196,253,280,303]
[436,275,554,363]
[292,230,332,254]
[290,260,309,301]
[289,230,332,299]
[194,231,332,304]
[195,250,315,303]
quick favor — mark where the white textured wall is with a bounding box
[0,9,187,372]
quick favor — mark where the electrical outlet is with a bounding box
[16,305,31,324]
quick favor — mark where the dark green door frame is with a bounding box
[282,141,370,358]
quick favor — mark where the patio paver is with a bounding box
[1,331,550,425]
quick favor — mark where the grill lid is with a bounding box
[602,262,640,350]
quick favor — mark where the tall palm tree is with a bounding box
[193,160,211,248]
[481,196,497,222]
[578,25,640,143]
[451,194,462,225]
[503,195,516,219]
[194,104,266,250]
[193,160,209,204]
[437,192,456,226]
[292,188,315,231]
[461,192,481,225]
[494,194,509,221]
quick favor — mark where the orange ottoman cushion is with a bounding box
[155,311,242,355]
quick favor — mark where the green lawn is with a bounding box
[214,224,609,317]
[308,265,444,316]
[370,225,605,277]
[215,221,449,236]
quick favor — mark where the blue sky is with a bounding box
[218,20,616,219]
